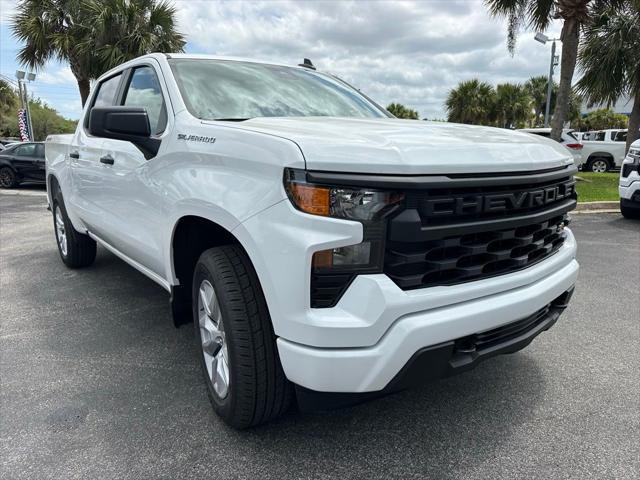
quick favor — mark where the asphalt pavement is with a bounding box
[1,187,639,480]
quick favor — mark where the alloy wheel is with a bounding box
[198,279,230,399]
[591,160,608,173]
[0,168,14,187]
[54,206,68,257]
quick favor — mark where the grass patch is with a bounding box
[575,172,619,202]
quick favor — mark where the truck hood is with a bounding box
[220,117,574,174]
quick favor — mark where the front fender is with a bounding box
[164,200,243,284]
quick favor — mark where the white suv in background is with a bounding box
[518,128,583,167]
[620,139,640,219]
[579,129,628,172]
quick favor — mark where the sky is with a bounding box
[0,0,565,121]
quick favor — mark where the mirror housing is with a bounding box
[88,106,160,158]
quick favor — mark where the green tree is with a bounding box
[12,0,185,107]
[28,98,77,140]
[576,108,629,130]
[484,0,620,141]
[386,103,420,119]
[445,79,496,125]
[525,75,554,126]
[0,79,19,137]
[576,3,639,152]
[495,83,532,128]
[0,79,76,139]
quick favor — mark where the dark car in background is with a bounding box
[0,142,46,188]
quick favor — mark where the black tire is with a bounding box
[0,166,18,188]
[587,157,611,173]
[620,202,640,220]
[52,190,97,268]
[193,245,292,429]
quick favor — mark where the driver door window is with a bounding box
[123,66,167,135]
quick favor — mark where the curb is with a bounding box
[0,189,47,197]
[575,201,619,212]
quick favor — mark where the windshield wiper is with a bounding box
[213,118,251,122]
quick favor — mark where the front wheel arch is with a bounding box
[170,215,259,327]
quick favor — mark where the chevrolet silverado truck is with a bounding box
[45,54,579,428]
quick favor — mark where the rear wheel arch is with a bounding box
[587,152,613,162]
[47,174,60,194]
[586,154,613,172]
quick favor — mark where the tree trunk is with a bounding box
[626,94,639,154]
[550,19,580,141]
[77,77,90,107]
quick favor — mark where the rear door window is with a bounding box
[34,144,45,159]
[613,131,627,142]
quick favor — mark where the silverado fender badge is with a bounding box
[177,134,216,144]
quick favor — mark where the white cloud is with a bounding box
[37,65,76,85]
[2,0,564,120]
[0,0,16,24]
[174,0,562,119]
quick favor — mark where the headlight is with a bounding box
[283,168,405,307]
[284,168,403,221]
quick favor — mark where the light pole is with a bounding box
[534,33,560,128]
[15,70,37,141]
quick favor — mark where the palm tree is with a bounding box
[445,79,496,125]
[12,0,185,107]
[525,75,554,126]
[484,0,614,141]
[81,0,185,74]
[577,3,640,153]
[386,103,420,119]
[495,83,533,128]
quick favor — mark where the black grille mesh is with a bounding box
[385,214,568,289]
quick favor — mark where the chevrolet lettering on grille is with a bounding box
[423,180,576,216]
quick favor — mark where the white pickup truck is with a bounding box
[46,54,579,428]
[579,129,628,172]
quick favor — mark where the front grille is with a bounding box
[622,150,640,177]
[384,168,576,290]
[385,215,568,289]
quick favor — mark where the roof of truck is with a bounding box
[98,52,311,81]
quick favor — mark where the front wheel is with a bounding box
[0,167,18,188]
[52,192,96,268]
[620,201,640,220]
[587,158,610,173]
[193,245,292,429]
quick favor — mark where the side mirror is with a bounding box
[89,106,160,158]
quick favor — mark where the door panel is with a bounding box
[95,138,165,275]
[83,64,169,276]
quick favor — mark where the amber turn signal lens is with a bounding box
[312,250,334,269]
[288,183,330,216]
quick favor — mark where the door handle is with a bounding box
[100,154,115,165]
[69,151,80,159]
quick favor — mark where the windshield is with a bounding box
[169,59,387,120]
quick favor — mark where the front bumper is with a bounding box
[277,254,578,393]
[296,288,573,410]
[619,179,640,203]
